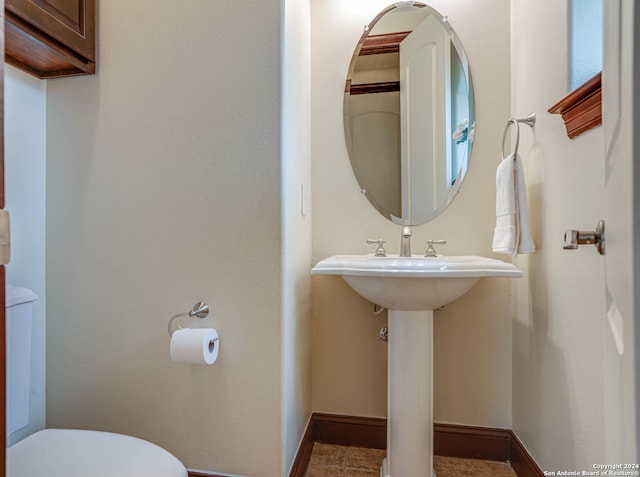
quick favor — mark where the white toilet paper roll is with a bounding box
[170,328,219,365]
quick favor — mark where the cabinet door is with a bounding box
[6,0,95,61]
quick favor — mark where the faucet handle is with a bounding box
[425,240,446,257]
[366,239,387,257]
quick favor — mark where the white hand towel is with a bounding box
[492,153,535,255]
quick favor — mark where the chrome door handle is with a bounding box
[563,220,605,255]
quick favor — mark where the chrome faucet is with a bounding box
[400,226,412,257]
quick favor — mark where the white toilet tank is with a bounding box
[6,285,38,437]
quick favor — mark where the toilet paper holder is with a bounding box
[168,301,211,336]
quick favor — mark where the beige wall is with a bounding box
[311,0,515,427]
[511,0,605,471]
[28,0,606,472]
[282,0,313,472]
[44,1,310,476]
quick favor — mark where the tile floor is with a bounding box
[304,443,518,477]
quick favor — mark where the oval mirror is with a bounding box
[344,2,475,225]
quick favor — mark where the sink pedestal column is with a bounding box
[382,309,435,477]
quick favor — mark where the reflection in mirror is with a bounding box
[344,2,475,226]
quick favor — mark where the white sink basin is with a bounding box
[311,254,522,311]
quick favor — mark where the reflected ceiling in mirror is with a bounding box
[344,2,475,226]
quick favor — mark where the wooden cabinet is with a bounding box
[5,0,96,78]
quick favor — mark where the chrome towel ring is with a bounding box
[501,112,536,160]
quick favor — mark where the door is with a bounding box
[399,14,450,221]
[602,0,639,463]
[1,0,7,473]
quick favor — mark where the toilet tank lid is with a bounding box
[6,285,38,308]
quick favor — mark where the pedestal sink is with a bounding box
[311,254,522,477]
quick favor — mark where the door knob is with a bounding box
[563,220,605,255]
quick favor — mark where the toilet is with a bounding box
[6,285,188,477]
